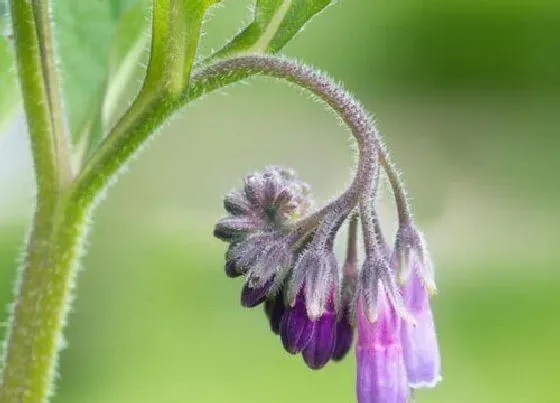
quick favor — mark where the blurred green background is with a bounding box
[1,0,560,402]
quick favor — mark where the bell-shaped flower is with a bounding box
[356,285,408,403]
[400,267,441,388]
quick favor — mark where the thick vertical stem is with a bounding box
[0,1,73,401]
[7,0,58,197]
[0,197,90,403]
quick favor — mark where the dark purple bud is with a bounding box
[224,259,243,278]
[241,277,275,308]
[264,295,285,335]
[332,312,354,362]
[280,295,315,354]
[302,311,336,370]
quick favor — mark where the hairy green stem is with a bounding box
[7,0,58,197]
[167,0,187,93]
[0,194,89,403]
[0,0,73,401]
[31,0,72,186]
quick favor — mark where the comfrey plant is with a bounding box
[0,0,440,402]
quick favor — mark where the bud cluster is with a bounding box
[214,161,440,402]
[213,162,441,403]
[214,166,355,368]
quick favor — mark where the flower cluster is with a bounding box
[214,165,441,402]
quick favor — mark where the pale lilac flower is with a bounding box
[357,287,408,403]
[400,268,442,388]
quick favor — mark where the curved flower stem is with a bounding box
[77,55,395,229]
[378,148,412,224]
[358,151,381,255]
[192,56,384,233]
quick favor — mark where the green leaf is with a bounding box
[80,1,149,161]
[53,0,147,143]
[147,0,220,93]
[181,0,221,80]
[211,0,333,59]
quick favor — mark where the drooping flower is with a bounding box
[301,298,337,369]
[280,291,316,354]
[282,242,345,369]
[393,220,442,389]
[331,307,354,361]
[400,267,442,388]
[356,286,408,403]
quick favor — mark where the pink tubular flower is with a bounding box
[356,286,408,403]
[400,268,442,388]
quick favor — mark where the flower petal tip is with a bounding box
[409,375,442,389]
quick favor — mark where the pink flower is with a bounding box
[356,286,408,403]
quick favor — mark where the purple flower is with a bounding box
[281,291,351,369]
[280,292,316,354]
[302,303,336,369]
[332,308,354,361]
[400,269,441,388]
[356,287,408,403]
[283,242,345,369]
